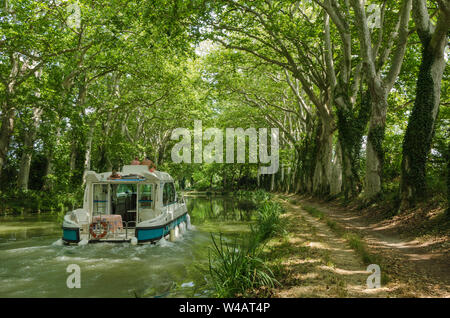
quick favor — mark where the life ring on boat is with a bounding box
[89,221,108,239]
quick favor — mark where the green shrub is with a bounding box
[0,187,83,215]
[194,180,211,191]
[233,189,271,204]
[252,189,272,203]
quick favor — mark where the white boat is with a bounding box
[62,165,189,245]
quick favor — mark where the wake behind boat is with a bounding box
[62,165,190,245]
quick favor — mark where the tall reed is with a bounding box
[208,191,284,297]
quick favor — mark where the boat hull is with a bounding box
[62,227,80,243]
[136,212,188,243]
[62,212,189,244]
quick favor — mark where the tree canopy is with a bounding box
[0,0,448,212]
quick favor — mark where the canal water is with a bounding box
[0,195,256,298]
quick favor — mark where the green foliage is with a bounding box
[252,201,286,242]
[208,234,277,298]
[0,0,448,219]
[193,179,211,191]
[208,191,283,297]
[234,189,272,203]
[0,187,83,215]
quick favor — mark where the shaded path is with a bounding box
[285,194,450,297]
[267,196,395,297]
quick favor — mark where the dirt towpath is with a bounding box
[292,195,449,297]
[267,195,449,298]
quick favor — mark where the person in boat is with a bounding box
[108,169,122,180]
[130,157,140,165]
[141,157,156,172]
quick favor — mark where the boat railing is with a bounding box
[87,219,136,241]
[122,220,136,239]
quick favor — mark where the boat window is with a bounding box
[163,182,176,206]
[117,184,136,196]
[138,184,153,209]
[93,184,108,215]
[109,183,137,223]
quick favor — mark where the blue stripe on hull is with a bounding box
[62,228,80,243]
[136,213,187,243]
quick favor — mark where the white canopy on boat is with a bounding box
[84,165,174,183]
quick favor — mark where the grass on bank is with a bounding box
[253,201,286,242]
[208,191,286,297]
[208,234,277,298]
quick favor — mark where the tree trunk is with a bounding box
[224,169,228,189]
[312,120,333,196]
[289,161,297,193]
[364,85,387,200]
[330,142,342,196]
[270,172,275,191]
[338,121,362,200]
[0,106,15,178]
[285,166,292,193]
[447,141,450,216]
[349,0,412,201]
[82,122,95,184]
[0,55,19,179]
[17,107,43,189]
[42,126,61,191]
[401,28,448,207]
[339,145,355,199]
[336,92,371,199]
[69,137,78,173]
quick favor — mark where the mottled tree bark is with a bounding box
[82,122,95,184]
[17,107,43,189]
[401,0,450,207]
[42,126,61,191]
[0,54,19,179]
[350,0,412,200]
[69,138,78,173]
[330,142,342,196]
[364,86,388,199]
[0,106,15,178]
[312,119,334,196]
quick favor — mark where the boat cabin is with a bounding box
[64,165,186,243]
